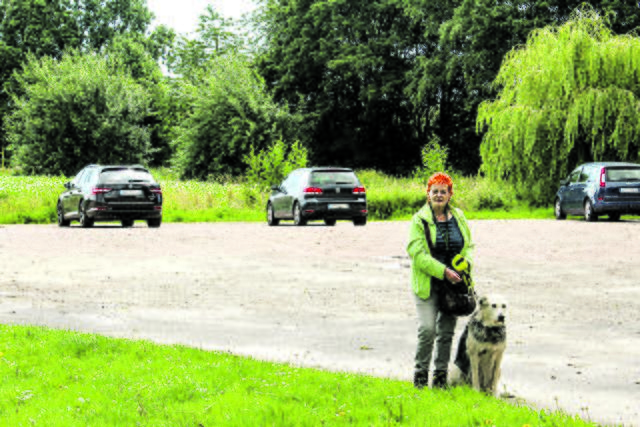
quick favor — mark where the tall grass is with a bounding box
[0,325,595,426]
[0,167,552,225]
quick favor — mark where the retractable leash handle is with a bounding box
[452,254,474,289]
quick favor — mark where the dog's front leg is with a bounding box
[488,350,504,396]
[469,352,481,391]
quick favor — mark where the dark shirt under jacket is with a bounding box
[430,215,464,291]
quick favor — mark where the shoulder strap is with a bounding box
[420,218,434,251]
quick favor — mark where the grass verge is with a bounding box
[0,325,596,426]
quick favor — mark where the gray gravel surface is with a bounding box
[0,220,639,426]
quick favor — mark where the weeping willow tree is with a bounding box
[477,9,640,204]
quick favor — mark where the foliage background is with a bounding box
[6,52,152,176]
[478,10,640,203]
[2,2,640,206]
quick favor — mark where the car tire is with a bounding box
[584,200,598,222]
[57,202,70,227]
[554,198,566,220]
[267,203,279,226]
[147,218,162,228]
[324,219,336,226]
[353,217,367,226]
[608,213,621,221]
[79,203,94,228]
[121,219,134,227]
[293,203,307,226]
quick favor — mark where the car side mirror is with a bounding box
[271,185,280,192]
[64,182,71,189]
[559,178,568,186]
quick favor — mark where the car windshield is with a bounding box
[607,167,640,182]
[100,168,154,183]
[309,171,358,186]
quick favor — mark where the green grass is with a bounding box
[0,325,596,426]
[0,167,558,225]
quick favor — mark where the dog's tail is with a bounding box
[453,325,471,379]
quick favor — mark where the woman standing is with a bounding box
[407,172,475,388]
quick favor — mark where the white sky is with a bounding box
[146,0,257,36]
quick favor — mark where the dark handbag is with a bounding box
[421,219,477,316]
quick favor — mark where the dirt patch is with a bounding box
[0,220,639,426]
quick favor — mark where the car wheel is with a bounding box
[608,213,621,221]
[293,203,307,226]
[121,219,134,227]
[554,198,566,220]
[324,218,336,226]
[79,203,94,228]
[57,202,70,227]
[267,203,279,226]
[147,218,162,228]
[353,217,367,226]
[584,200,598,222]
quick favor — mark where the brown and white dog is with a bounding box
[449,295,508,395]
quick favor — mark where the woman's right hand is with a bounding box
[444,268,462,284]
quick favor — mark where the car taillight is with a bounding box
[151,188,162,195]
[91,187,112,194]
[353,186,366,194]
[303,187,323,195]
[599,167,606,188]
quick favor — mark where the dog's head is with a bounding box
[476,295,508,327]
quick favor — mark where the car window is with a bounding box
[72,169,87,187]
[578,167,590,182]
[569,168,581,184]
[99,168,154,184]
[310,171,358,186]
[80,169,96,190]
[606,167,640,182]
[280,173,294,191]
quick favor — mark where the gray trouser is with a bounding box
[414,290,457,374]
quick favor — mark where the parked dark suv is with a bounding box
[57,164,163,228]
[555,162,640,221]
[267,167,368,226]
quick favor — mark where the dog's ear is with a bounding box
[479,296,488,306]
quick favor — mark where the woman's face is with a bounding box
[428,183,452,211]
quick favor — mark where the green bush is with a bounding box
[465,176,517,211]
[244,139,308,189]
[171,53,303,180]
[6,51,152,176]
[414,136,450,184]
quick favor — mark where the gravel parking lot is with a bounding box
[0,220,639,426]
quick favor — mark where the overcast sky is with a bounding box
[147,0,257,36]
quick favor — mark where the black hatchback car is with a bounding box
[555,161,640,221]
[267,167,368,226]
[57,164,163,228]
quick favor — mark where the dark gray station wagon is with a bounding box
[57,164,163,228]
[555,162,640,221]
[267,167,368,226]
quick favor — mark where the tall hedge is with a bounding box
[5,51,152,176]
[171,53,302,180]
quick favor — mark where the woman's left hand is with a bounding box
[444,268,462,284]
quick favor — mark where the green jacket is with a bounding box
[406,203,474,300]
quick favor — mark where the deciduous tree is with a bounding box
[171,53,302,180]
[6,52,152,176]
[477,10,640,203]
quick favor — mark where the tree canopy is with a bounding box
[171,53,302,180]
[477,10,640,203]
[0,0,158,159]
[6,52,152,176]
[256,0,430,174]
